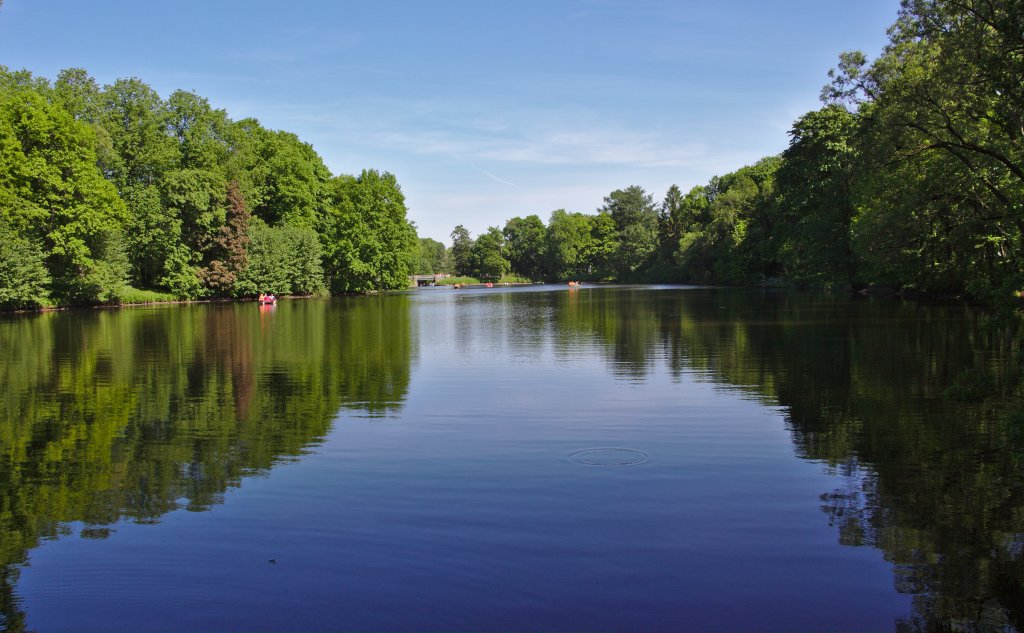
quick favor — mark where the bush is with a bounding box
[0,227,50,310]
[434,276,479,285]
[118,286,178,304]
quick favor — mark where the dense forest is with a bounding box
[2,0,1021,311]
[435,0,1023,310]
[0,67,418,309]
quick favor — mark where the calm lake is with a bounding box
[1,285,1022,632]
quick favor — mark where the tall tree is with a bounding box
[470,226,510,279]
[600,186,658,279]
[825,0,1024,301]
[450,225,475,277]
[198,182,250,294]
[776,105,859,284]
[503,215,547,279]
[322,170,417,293]
[0,72,129,304]
[546,210,594,280]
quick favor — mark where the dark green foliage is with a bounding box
[822,0,1024,304]
[774,105,858,284]
[450,225,474,277]
[600,185,658,280]
[671,158,781,284]
[943,368,996,403]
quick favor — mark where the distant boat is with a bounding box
[258,294,277,305]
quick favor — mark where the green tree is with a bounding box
[546,210,595,280]
[825,0,1024,302]
[414,237,449,275]
[0,224,50,309]
[503,215,547,280]
[230,125,331,229]
[673,158,780,284]
[53,68,102,123]
[234,219,326,296]
[470,226,510,279]
[100,77,178,190]
[322,169,417,293]
[0,71,129,304]
[775,105,859,284]
[600,186,658,280]
[450,225,475,276]
[166,89,231,173]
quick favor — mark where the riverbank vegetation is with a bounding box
[446,0,1023,310]
[3,0,1020,312]
[0,68,417,310]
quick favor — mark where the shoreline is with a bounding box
[2,282,999,316]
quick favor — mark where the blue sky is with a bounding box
[0,0,898,243]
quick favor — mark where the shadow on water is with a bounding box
[554,287,1024,632]
[0,295,414,630]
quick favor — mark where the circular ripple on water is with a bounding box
[570,448,648,466]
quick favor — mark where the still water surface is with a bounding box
[1,285,1022,631]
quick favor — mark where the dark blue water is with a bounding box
[3,285,1021,631]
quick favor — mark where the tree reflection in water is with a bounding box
[0,296,413,629]
[1,287,1022,631]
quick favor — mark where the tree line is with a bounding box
[4,0,1020,310]
[425,0,1022,309]
[0,67,417,309]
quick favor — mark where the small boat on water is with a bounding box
[257,293,277,305]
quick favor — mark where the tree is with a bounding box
[470,226,510,279]
[450,225,475,276]
[824,0,1024,302]
[658,185,685,262]
[166,90,231,173]
[54,68,102,124]
[414,237,449,274]
[672,158,780,284]
[198,182,250,294]
[100,77,178,190]
[0,224,50,309]
[775,105,859,284]
[322,170,417,293]
[599,186,658,280]
[230,125,331,229]
[546,210,595,280]
[234,219,326,296]
[503,215,547,280]
[0,72,129,304]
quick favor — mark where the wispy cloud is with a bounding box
[472,165,519,187]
